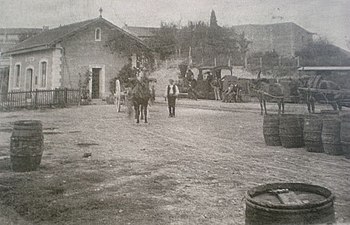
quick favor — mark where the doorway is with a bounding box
[91,68,101,99]
[26,68,33,91]
[0,67,9,101]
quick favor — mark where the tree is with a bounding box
[147,11,246,66]
[105,30,155,71]
[296,38,350,66]
[210,10,218,27]
[236,32,251,69]
[117,61,137,86]
[149,22,177,60]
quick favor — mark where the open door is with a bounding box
[26,68,33,91]
[91,68,101,99]
[0,67,9,101]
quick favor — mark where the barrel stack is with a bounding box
[303,114,323,153]
[322,116,343,155]
[340,113,350,157]
[263,114,281,146]
[279,114,304,148]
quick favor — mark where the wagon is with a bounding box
[297,66,350,108]
[298,87,350,107]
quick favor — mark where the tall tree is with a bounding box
[150,22,177,60]
[236,32,251,69]
[210,10,218,27]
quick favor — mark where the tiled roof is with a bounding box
[124,26,159,38]
[5,17,149,54]
[232,22,314,34]
[0,28,42,35]
[298,67,350,71]
[7,19,97,53]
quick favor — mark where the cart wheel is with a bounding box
[115,79,121,112]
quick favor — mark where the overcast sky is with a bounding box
[1,0,349,50]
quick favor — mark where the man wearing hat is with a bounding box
[164,79,179,117]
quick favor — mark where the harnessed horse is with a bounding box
[131,77,156,123]
[250,78,285,115]
[301,75,344,113]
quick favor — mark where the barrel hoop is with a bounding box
[246,198,334,213]
[246,183,334,210]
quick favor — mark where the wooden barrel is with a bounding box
[279,114,304,148]
[303,114,323,153]
[322,117,343,155]
[245,183,335,225]
[340,113,350,157]
[10,120,44,172]
[263,114,281,146]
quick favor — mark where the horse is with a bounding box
[300,75,344,113]
[250,78,285,115]
[131,78,152,123]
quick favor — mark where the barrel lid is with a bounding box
[246,183,334,210]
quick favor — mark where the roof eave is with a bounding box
[3,44,50,56]
[298,66,350,71]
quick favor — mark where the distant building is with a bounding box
[4,17,151,98]
[232,22,314,57]
[0,28,42,94]
[0,28,42,53]
[123,26,159,41]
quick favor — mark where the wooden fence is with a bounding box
[0,88,80,110]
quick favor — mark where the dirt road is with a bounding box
[0,103,349,225]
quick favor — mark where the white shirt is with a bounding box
[165,84,179,97]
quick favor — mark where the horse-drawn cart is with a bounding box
[296,67,350,111]
[298,87,350,107]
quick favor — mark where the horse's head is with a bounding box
[319,80,341,90]
[250,78,269,91]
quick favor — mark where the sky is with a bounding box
[1,0,349,50]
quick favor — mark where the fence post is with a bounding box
[78,88,81,106]
[64,88,68,106]
[34,89,38,108]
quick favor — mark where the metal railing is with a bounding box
[0,88,80,110]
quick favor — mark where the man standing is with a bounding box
[210,78,221,100]
[187,75,198,100]
[165,79,179,117]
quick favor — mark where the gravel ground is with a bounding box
[0,101,349,225]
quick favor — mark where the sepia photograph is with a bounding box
[0,0,349,224]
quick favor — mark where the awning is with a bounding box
[298,66,350,71]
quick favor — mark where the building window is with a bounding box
[15,64,21,87]
[40,61,47,87]
[95,28,101,41]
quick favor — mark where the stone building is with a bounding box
[232,22,314,57]
[0,28,42,53]
[4,16,151,99]
[0,28,42,94]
